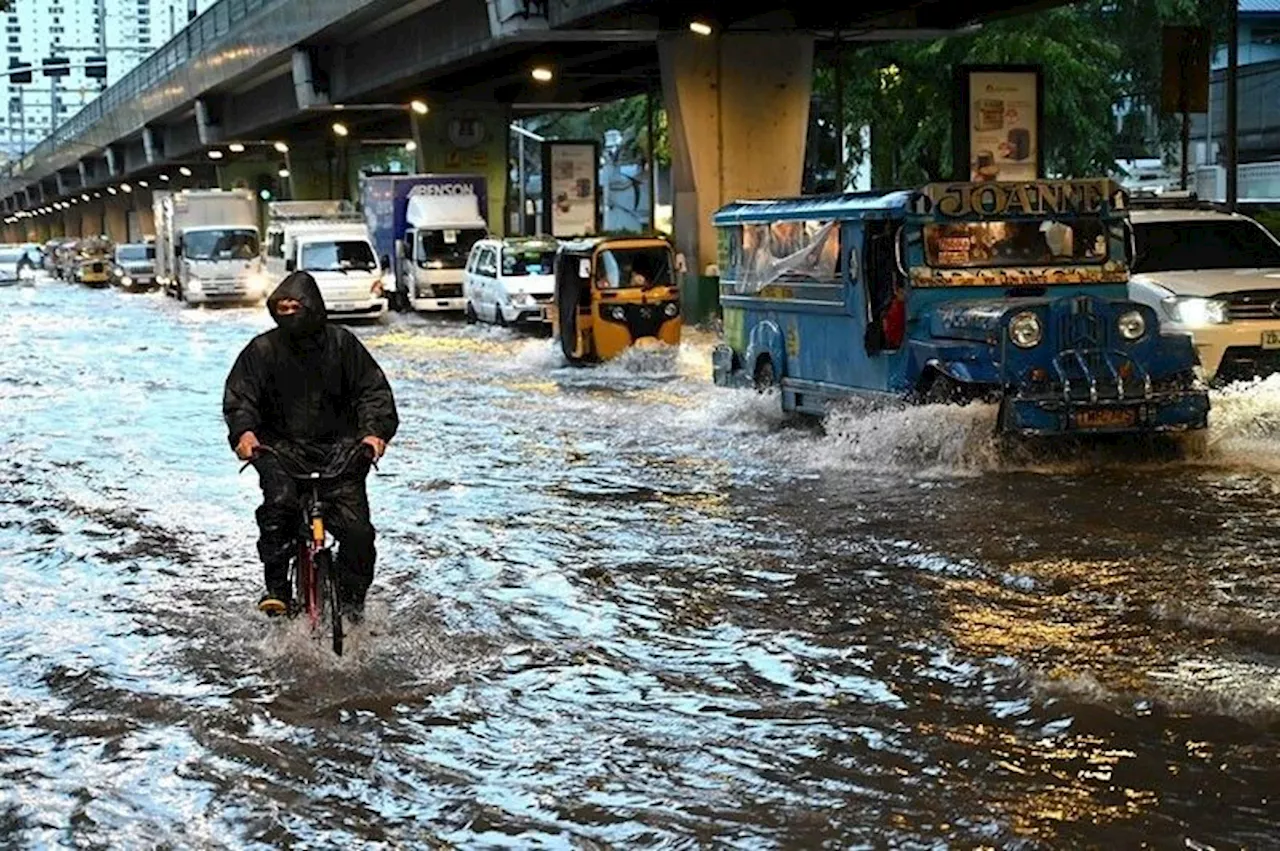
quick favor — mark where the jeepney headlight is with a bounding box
[664,302,679,317]
[1117,309,1146,340]
[187,277,203,292]
[1009,311,1042,348]
[1162,296,1229,326]
[610,305,625,320]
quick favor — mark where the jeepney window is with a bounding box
[923,218,1109,268]
[732,220,839,293]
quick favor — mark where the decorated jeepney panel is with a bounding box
[907,179,1130,288]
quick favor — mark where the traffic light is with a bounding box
[85,56,107,80]
[255,172,274,201]
[42,57,69,78]
[8,58,31,85]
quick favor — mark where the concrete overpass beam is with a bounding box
[195,99,221,147]
[291,48,330,110]
[658,31,814,276]
[104,146,118,178]
[143,126,158,164]
[78,161,89,189]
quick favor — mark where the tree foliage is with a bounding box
[814,0,1223,188]
[525,94,670,168]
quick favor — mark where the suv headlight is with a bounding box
[1117,309,1147,340]
[186,276,203,292]
[1162,296,1230,326]
[1008,311,1042,348]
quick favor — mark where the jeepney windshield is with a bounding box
[924,218,1111,267]
[595,246,673,289]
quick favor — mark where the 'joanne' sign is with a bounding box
[915,180,1124,218]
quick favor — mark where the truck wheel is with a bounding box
[753,357,776,392]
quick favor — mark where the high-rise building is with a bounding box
[0,0,215,159]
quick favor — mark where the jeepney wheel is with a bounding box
[922,372,964,405]
[753,357,776,392]
[465,301,477,324]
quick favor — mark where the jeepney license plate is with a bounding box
[1262,330,1280,349]
[1074,408,1136,428]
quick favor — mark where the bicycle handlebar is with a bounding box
[238,441,378,477]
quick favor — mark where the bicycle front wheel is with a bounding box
[315,550,344,656]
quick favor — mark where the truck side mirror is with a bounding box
[285,258,295,272]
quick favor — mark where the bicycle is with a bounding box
[241,442,376,656]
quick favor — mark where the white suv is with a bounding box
[463,236,560,326]
[1128,206,1280,384]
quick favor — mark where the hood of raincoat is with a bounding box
[267,271,328,341]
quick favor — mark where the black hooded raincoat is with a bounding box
[222,272,398,592]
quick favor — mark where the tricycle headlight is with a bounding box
[610,305,626,320]
[1117,309,1146,340]
[1008,311,1042,348]
[1162,296,1230,326]
[664,302,679,317]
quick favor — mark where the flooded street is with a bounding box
[3,278,1280,849]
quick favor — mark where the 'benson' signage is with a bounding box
[916,180,1124,218]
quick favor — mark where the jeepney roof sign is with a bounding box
[912,179,1126,218]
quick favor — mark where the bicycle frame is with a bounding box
[297,474,326,632]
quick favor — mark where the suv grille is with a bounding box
[1222,290,1280,321]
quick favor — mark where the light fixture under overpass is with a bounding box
[207,149,224,159]
[410,100,428,115]
[332,122,349,137]
[178,167,192,177]
[689,20,713,36]
[273,141,289,153]
[531,66,553,82]
[228,143,245,153]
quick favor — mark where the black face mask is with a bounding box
[275,310,323,342]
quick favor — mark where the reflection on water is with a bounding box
[0,280,1278,848]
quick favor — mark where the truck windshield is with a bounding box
[301,240,377,272]
[1132,219,1280,272]
[502,248,557,276]
[116,245,155,262]
[183,229,259,260]
[595,247,673,289]
[924,219,1110,267]
[418,228,485,269]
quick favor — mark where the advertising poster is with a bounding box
[543,141,599,237]
[958,66,1042,183]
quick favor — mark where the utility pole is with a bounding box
[1225,0,1238,210]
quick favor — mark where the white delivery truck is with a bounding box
[360,174,489,312]
[263,200,389,320]
[154,188,268,304]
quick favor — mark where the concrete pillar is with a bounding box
[658,31,814,275]
[80,203,104,238]
[62,209,78,238]
[411,101,510,237]
[104,199,129,243]
[136,191,155,238]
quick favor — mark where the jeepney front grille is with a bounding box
[1223,290,1280,321]
[1054,296,1110,350]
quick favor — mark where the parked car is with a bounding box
[1128,204,1280,384]
[463,236,559,326]
[110,242,159,291]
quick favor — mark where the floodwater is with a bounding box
[2,278,1279,849]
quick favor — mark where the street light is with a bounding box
[228,143,245,153]
[332,122,349,137]
[531,66,553,82]
[410,100,428,115]
[689,20,713,36]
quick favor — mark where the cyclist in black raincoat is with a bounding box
[223,271,399,616]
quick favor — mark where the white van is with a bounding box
[264,202,389,320]
[463,236,560,326]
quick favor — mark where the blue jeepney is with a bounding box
[710,179,1210,435]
